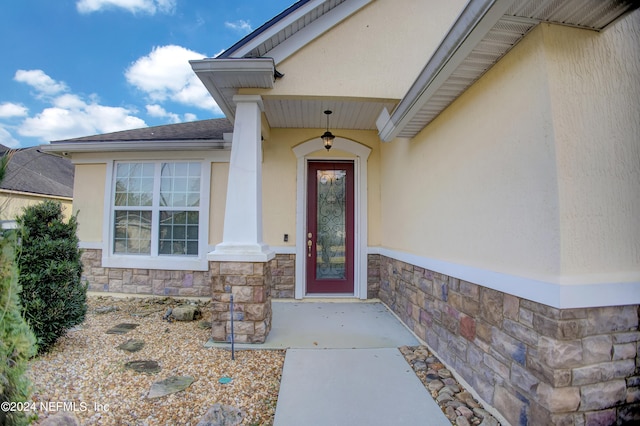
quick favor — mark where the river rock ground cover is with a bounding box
[27,296,284,425]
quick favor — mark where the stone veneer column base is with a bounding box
[376,255,640,425]
[210,260,273,344]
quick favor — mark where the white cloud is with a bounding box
[11,69,147,142]
[225,20,253,34]
[53,94,87,110]
[146,104,199,123]
[0,103,28,118]
[14,70,68,96]
[18,96,146,142]
[0,126,20,148]
[146,104,180,123]
[76,0,176,15]
[125,45,219,113]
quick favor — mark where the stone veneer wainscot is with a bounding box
[377,255,640,425]
[81,249,210,297]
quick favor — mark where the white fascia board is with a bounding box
[267,0,376,64]
[229,0,327,58]
[40,139,229,155]
[190,57,276,75]
[194,72,236,122]
[227,0,376,61]
[378,0,516,142]
[190,58,275,123]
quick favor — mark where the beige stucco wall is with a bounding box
[262,128,381,248]
[262,0,467,100]
[544,12,640,282]
[73,163,106,243]
[380,25,561,281]
[380,14,640,284]
[209,162,228,246]
[0,191,73,222]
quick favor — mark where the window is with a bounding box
[112,161,202,259]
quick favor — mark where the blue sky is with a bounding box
[0,0,295,148]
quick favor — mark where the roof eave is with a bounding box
[221,0,376,64]
[190,58,275,123]
[41,139,230,156]
[377,0,639,142]
[218,0,320,59]
[378,0,514,142]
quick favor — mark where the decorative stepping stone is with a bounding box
[116,339,145,352]
[147,376,194,398]
[198,320,212,329]
[196,403,245,426]
[94,306,119,314]
[124,360,161,374]
[106,323,139,334]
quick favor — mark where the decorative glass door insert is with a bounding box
[306,161,354,294]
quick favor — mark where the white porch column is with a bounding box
[209,94,274,262]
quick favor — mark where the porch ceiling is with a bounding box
[263,98,398,130]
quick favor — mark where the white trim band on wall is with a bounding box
[371,247,640,309]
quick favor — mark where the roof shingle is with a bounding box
[0,145,74,198]
[52,118,233,143]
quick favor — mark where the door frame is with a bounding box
[293,137,371,299]
[306,160,355,294]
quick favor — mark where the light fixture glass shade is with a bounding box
[321,131,335,150]
[321,110,335,151]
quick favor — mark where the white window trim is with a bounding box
[102,157,212,271]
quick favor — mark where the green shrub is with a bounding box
[0,153,37,426]
[16,201,87,355]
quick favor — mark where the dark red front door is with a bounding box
[306,161,354,294]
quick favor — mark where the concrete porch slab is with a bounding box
[204,300,420,349]
[273,348,450,426]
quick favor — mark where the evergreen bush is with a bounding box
[16,201,87,355]
[0,153,37,426]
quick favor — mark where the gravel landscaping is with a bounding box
[27,296,284,425]
[26,296,500,425]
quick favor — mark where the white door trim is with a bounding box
[293,138,371,299]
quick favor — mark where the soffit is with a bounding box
[263,98,397,130]
[390,0,639,140]
[221,0,349,59]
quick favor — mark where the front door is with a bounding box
[306,161,354,294]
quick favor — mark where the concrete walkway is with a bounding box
[206,300,449,426]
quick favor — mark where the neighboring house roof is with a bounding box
[44,118,234,154]
[0,144,74,198]
[191,0,639,141]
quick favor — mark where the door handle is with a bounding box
[307,233,313,257]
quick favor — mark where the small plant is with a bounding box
[0,153,37,426]
[16,200,87,355]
